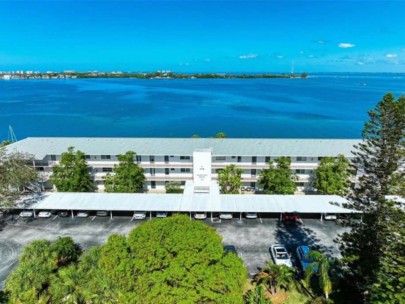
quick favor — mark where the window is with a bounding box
[85,155,91,159]
[150,168,155,176]
[296,182,305,187]
[251,169,257,176]
[50,155,56,161]
[150,156,155,163]
[151,181,156,189]
[252,156,257,163]
[295,169,305,174]
[180,156,190,160]
[181,168,191,173]
[136,155,141,163]
[101,155,111,160]
[318,157,323,161]
[215,168,222,173]
[237,156,242,162]
[165,168,169,175]
[215,156,226,161]
[164,156,169,163]
[265,156,271,163]
[181,181,186,186]
[231,156,236,158]
[36,167,44,171]
[296,157,307,161]
[102,168,113,172]
[171,168,175,171]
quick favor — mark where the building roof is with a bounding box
[7,137,360,159]
[29,192,359,214]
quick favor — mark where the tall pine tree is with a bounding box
[339,93,405,303]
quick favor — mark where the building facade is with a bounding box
[7,137,360,192]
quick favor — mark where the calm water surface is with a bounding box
[0,74,404,139]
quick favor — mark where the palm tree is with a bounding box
[49,264,85,304]
[256,262,295,295]
[245,285,272,304]
[304,250,333,300]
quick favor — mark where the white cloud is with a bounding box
[386,53,398,58]
[205,58,211,62]
[299,51,304,55]
[276,55,283,59]
[318,40,325,44]
[338,43,355,48]
[357,61,365,65]
[239,53,257,59]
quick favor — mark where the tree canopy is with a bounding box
[215,132,228,138]
[165,181,183,193]
[0,146,38,208]
[104,151,145,193]
[313,155,351,195]
[259,157,297,194]
[218,164,243,194]
[338,93,405,303]
[4,215,247,304]
[50,146,94,192]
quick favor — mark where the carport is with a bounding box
[28,192,359,220]
[30,192,183,219]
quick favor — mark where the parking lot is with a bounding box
[0,214,348,288]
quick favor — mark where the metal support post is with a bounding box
[71,210,74,219]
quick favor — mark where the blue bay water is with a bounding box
[0,74,404,139]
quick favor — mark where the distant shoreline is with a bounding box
[1,71,308,80]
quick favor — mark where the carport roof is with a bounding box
[29,192,359,214]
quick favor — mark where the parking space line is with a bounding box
[52,215,58,221]
[91,216,96,222]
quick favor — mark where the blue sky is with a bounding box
[0,0,404,73]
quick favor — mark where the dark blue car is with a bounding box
[296,245,315,270]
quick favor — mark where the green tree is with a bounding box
[104,151,145,193]
[0,140,11,147]
[0,146,38,208]
[304,251,333,300]
[256,262,295,295]
[48,264,85,304]
[313,155,351,195]
[245,285,272,304]
[339,93,405,302]
[259,157,297,194]
[50,147,94,192]
[126,215,246,303]
[218,164,243,194]
[165,181,183,193]
[191,134,200,138]
[215,132,228,138]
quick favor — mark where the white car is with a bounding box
[19,211,33,218]
[76,211,89,218]
[220,213,233,220]
[323,213,337,220]
[38,211,52,218]
[156,212,168,218]
[270,244,293,267]
[133,211,147,220]
[194,212,207,220]
[246,212,258,219]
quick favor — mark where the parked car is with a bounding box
[220,212,233,220]
[96,210,109,217]
[224,245,237,255]
[296,245,315,270]
[76,211,89,218]
[245,212,258,219]
[156,212,168,218]
[38,211,52,218]
[58,210,69,217]
[270,244,293,267]
[323,213,337,221]
[19,211,33,218]
[282,213,302,224]
[133,211,147,220]
[194,212,207,220]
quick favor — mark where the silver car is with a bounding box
[270,244,293,267]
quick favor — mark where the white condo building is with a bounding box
[6,137,360,192]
